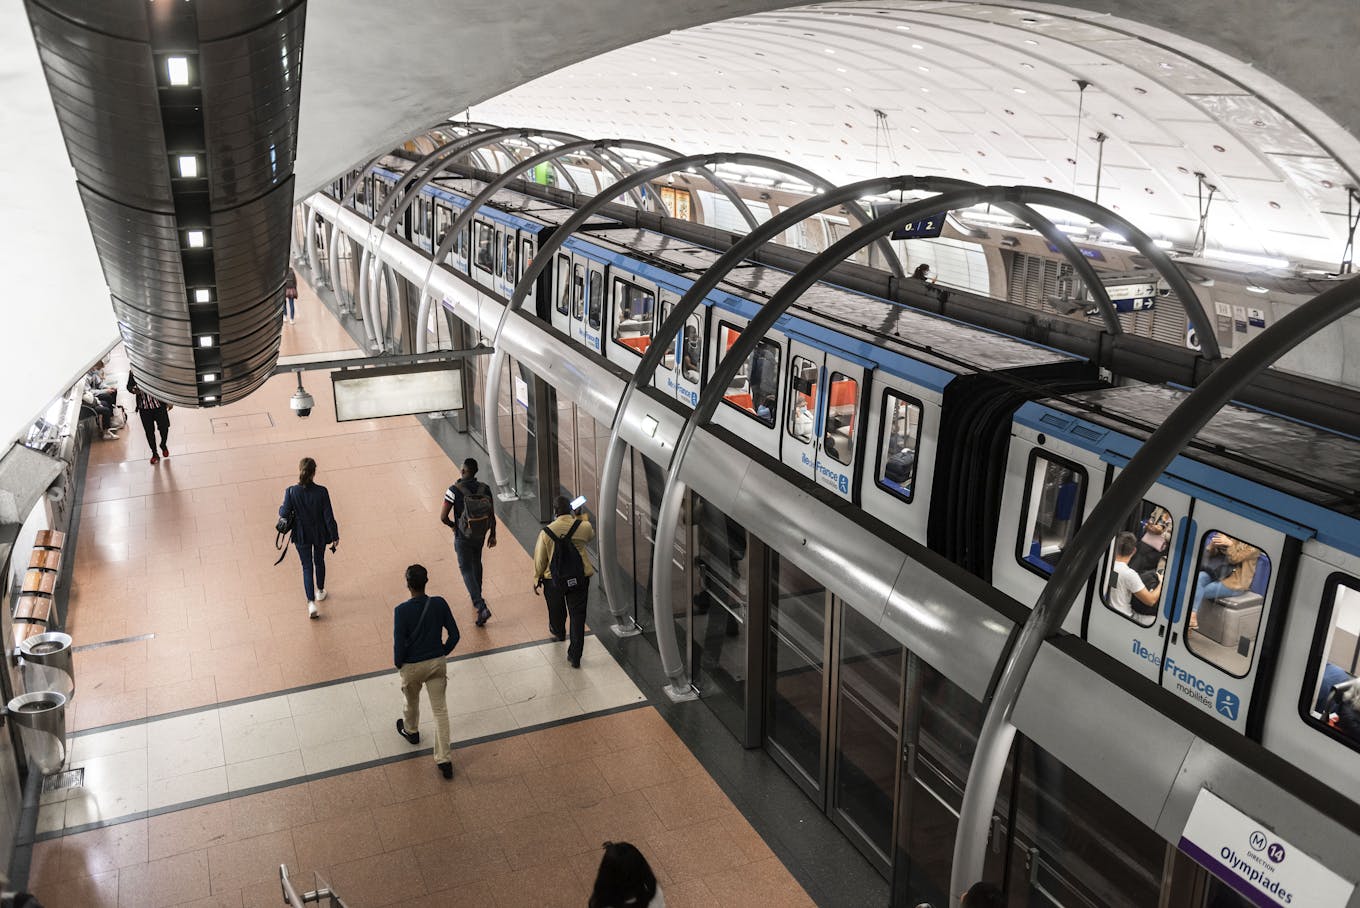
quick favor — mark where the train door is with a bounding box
[1160,500,1287,731]
[519,235,536,311]
[584,261,606,354]
[709,315,784,460]
[550,252,573,337]
[1085,481,1194,683]
[493,224,507,295]
[472,218,496,293]
[659,294,702,407]
[992,430,1104,633]
[860,378,938,546]
[605,272,657,373]
[779,338,867,500]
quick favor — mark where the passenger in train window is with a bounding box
[681,324,700,380]
[791,396,814,440]
[755,395,775,424]
[1189,532,1261,629]
[823,416,844,461]
[911,263,936,284]
[1128,507,1171,574]
[1109,532,1160,620]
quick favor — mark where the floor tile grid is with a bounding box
[40,638,645,833]
[28,708,813,908]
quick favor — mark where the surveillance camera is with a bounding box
[290,388,314,418]
[290,370,313,417]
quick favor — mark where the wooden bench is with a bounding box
[22,570,56,597]
[12,595,53,627]
[28,549,61,572]
[35,530,66,550]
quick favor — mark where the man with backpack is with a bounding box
[440,457,497,626]
[533,496,595,668]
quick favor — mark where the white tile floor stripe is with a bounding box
[39,636,644,833]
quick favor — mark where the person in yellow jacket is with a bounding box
[534,496,595,667]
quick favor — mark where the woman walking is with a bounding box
[279,457,339,618]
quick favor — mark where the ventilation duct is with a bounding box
[25,0,306,406]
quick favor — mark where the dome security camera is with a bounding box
[290,372,314,418]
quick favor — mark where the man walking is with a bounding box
[533,496,595,668]
[440,457,497,626]
[126,371,171,465]
[392,564,459,779]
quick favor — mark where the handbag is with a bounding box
[274,488,296,565]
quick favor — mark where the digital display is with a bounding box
[872,203,947,240]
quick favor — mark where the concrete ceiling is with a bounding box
[4,0,1358,447]
[468,1,1360,268]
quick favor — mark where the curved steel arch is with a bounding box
[646,187,998,692]
[358,127,526,350]
[950,271,1360,900]
[412,138,605,354]
[481,150,794,497]
[1010,187,1218,359]
[590,174,1124,642]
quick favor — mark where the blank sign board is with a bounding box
[331,363,463,422]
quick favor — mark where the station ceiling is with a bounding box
[3,0,1358,444]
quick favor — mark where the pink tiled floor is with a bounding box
[39,277,814,907]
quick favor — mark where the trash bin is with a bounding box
[7,691,69,774]
[19,632,74,700]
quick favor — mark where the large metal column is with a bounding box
[948,272,1360,900]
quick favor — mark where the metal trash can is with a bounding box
[7,691,69,774]
[19,632,74,700]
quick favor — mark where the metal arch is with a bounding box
[516,135,586,196]
[412,138,606,354]
[646,188,996,693]
[328,151,401,313]
[597,175,929,639]
[358,127,525,350]
[478,150,849,498]
[1009,187,1219,359]
[588,173,1124,642]
[949,272,1360,900]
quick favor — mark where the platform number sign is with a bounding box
[871,204,947,240]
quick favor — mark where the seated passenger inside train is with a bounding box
[1189,532,1262,631]
[1315,663,1360,743]
[1127,507,1172,576]
[1109,532,1161,620]
[792,395,813,440]
[682,325,700,381]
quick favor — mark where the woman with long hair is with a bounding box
[279,457,339,618]
[588,841,663,908]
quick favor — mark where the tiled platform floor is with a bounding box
[32,281,815,906]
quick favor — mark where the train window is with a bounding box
[454,224,468,263]
[611,277,655,354]
[588,271,603,330]
[875,390,922,501]
[572,265,585,320]
[787,356,818,442]
[1101,501,1173,627]
[555,254,570,316]
[822,372,858,465]
[434,204,451,251]
[495,228,506,278]
[473,222,495,273]
[520,238,533,282]
[681,314,702,380]
[1302,575,1360,750]
[504,233,516,280]
[1185,530,1270,678]
[717,322,780,427]
[1016,453,1087,576]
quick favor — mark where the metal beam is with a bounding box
[949,270,1360,900]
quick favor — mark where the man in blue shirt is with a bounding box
[392,564,460,778]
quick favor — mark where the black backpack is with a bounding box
[456,479,494,541]
[545,520,586,592]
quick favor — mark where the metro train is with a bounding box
[332,159,1360,807]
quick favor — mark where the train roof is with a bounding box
[1044,384,1360,516]
[597,226,1074,375]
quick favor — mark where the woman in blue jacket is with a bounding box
[279,457,339,618]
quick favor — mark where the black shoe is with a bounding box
[438,761,453,779]
[568,658,581,669]
[475,606,491,627]
[550,628,566,642]
[396,718,420,745]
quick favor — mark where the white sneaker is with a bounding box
[317,589,328,602]
[308,601,318,619]
[102,430,118,440]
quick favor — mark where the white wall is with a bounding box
[0,1,117,450]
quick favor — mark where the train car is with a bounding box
[334,161,1360,775]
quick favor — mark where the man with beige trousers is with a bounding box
[392,564,460,778]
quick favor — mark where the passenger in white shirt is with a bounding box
[1110,531,1160,620]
